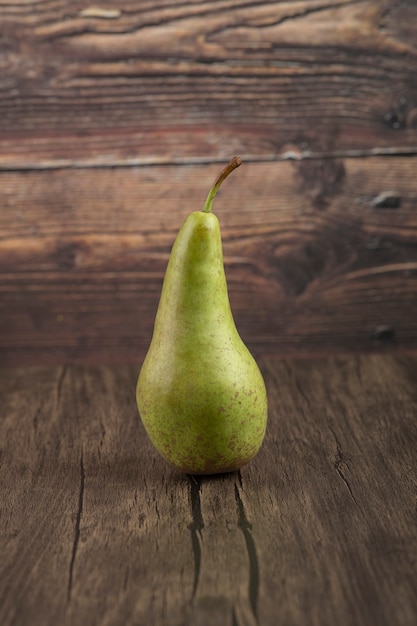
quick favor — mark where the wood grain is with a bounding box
[1,157,417,365]
[0,0,416,167]
[1,355,416,625]
[1,0,416,365]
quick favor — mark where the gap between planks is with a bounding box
[1,146,417,173]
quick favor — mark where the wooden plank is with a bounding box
[1,157,417,365]
[1,355,416,625]
[0,0,416,167]
[249,354,417,625]
[0,365,195,625]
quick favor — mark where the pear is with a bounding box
[136,157,268,475]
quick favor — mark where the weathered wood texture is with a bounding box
[1,355,416,625]
[0,0,417,365]
[0,0,416,165]
[1,157,417,365]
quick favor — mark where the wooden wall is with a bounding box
[1,0,417,366]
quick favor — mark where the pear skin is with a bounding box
[136,160,268,475]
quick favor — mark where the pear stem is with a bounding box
[203,156,242,213]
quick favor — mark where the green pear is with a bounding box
[136,157,268,474]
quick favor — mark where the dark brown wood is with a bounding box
[1,355,416,625]
[1,0,417,365]
[0,0,416,167]
[1,157,417,366]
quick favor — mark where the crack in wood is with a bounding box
[155,499,161,521]
[246,0,364,31]
[55,365,68,411]
[123,565,129,592]
[330,428,363,514]
[235,472,259,624]
[67,449,85,603]
[32,401,44,434]
[188,475,204,599]
[204,0,363,47]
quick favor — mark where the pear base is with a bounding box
[161,452,259,476]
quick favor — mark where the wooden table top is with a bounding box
[1,354,416,626]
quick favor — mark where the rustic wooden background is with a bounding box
[1,0,417,366]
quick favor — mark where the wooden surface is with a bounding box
[0,0,417,164]
[1,0,417,365]
[1,354,416,625]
